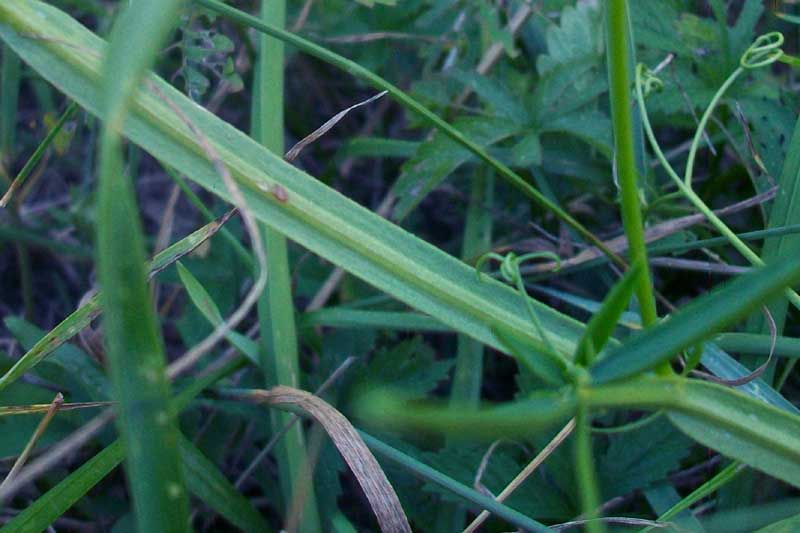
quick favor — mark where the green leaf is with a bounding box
[575,263,640,366]
[591,256,800,384]
[176,261,224,324]
[493,327,566,387]
[4,317,110,401]
[746,114,800,338]
[359,431,550,533]
[178,435,270,532]
[450,70,528,122]
[0,214,235,393]
[540,110,613,159]
[0,440,125,533]
[757,511,800,532]
[391,116,519,220]
[597,418,690,497]
[176,262,259,363]
[509,132,542,167]
[537,2,604,83]
[300,309,447,332]
[351,337,453,397]
[0,358,248,533]
[664,381,800,489]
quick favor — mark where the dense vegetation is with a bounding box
[2,0,800,531]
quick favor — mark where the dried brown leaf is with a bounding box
[244,386,411,533]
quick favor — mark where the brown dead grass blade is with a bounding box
[285,91,388,162]
[241,386,411,533]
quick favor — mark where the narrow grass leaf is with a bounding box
[176,261,259,363]
[591,257,800,383]
[251,0,322,527]
[299,309,448,331]
[0,101,78,207]
[178,435,271,532]
[359,431,551,533]
[575,263,640,366]
[96,0,189,530]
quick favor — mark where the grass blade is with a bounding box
[96,1,189,530]
[252,1,321,528]
[591,256,800,383]
[178,435,272,532]
[359,431,551,533]
[0,357,254,532]
[176,262,259,362]
[575,263,640,366]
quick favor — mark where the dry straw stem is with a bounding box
[525,186,777,273]
[0,392,64,492]
[240,386,411,533]
[233,356,358,489]
[285,90,388,162]
[463,418,576,533]
[0,409,115,504]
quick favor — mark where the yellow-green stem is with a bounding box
[606,0,666,373]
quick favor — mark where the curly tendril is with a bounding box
[476,251,561,354]
[638,65,664,97]
[741,31,784,69]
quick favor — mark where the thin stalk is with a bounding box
[606,0,666,371]
[252,1,321,530]
[575,403,606,533]
[194,0,624,268]
[0,101,78,207]
[358,431,551,533]
[439,171,493,532]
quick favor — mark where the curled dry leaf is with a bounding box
[243,386,411,533]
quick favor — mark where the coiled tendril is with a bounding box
[476,251,561,355]
[741,32,784,69]
[639,66,664,97]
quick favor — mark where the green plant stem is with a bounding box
[194,0,623,268]
[575,403,606,533]
[715,333,800,359]
[606,0,665,374]
[253,1,321,530]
